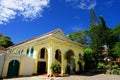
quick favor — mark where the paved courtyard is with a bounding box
[2,74,120,80]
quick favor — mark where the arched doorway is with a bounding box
[7,60,20,77]
[55,49,61,63]
[66,50,75,74]
[37,48,48,74]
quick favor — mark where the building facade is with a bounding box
[1,29,85,78]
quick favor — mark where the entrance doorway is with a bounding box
[37,47,48,74]
[37,62,46,74]
[7,60,20,77]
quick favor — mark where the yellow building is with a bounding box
[1,29,85,78]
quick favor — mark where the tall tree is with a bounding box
[99,16,111,47]
[90,8,100,25]
[89,9,110,69]
[89,12,110,55]
[89,24,102,53]
[0,35,14,48]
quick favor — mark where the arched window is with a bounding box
[40,48,45,58]
[26,48,29,56]
[30,47,34,57]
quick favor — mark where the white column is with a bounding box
[61,51,67,74]
[61,54,66,74]
[47,47,54,76]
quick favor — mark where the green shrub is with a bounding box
[98,62,105,69]
[118,70,120,75]
[106,70,111,74]
[50,63,61,73]
[112,64,118,69]
[105,64,111,70]
[66,65,71,74]
[112,69,117,74]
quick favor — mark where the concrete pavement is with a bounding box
[2,74,120,80]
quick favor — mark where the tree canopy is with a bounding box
[113,24,120,36]
[0,34,14,48]
[89,16,110,55]
[67,30,90,45]
[111,25,120,58]
[67,8,120,73]
[67,9,120,60]
[112,42,120,57]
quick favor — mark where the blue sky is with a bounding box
[0,0,120,44]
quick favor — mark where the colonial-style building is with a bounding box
[0,29,85,78]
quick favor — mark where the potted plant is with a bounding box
[50,63,61,77]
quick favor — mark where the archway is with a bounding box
[55,49,61,63]
[7,60,20,77]
[66,50,75,74]
[37,48,48,74]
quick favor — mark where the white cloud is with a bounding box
[0,0,49,24]
[65,0,96,10]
